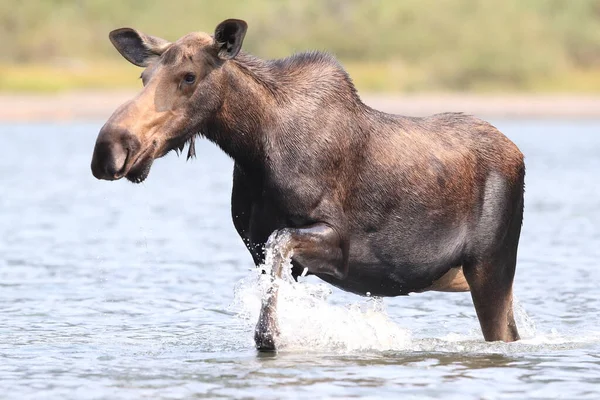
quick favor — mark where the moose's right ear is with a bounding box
[213,19,248,60]
[109,28,171,67]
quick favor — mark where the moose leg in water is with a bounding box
[462,171,524,342]
[255,224,345,351]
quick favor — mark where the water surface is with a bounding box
[1,120,599,399]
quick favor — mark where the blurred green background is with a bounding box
[1,0,600,93]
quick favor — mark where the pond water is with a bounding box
[1,119,599,399]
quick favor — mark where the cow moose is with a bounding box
[91,19,525,351]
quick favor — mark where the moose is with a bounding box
[91,19,525,350]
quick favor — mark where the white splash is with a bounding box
[513,296,537,339]
[229,238,598,354]
[231,236,411,352]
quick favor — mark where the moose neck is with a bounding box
[200,52,364,172]
[200,58,275,171]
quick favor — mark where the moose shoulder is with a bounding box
[91,19,525,350]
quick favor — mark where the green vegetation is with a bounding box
[1,0,600,93]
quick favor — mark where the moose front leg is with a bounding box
[254,223,346,351]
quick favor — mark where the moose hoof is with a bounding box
[254,329,278,351]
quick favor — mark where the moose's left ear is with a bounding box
[214,19,248,60]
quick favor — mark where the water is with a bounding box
[1,119,599,399]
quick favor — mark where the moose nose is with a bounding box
[91,127,140,180]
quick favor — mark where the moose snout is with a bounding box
[91,126,141,180]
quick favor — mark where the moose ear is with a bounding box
[213,19,248,60]
[109,28,171,67]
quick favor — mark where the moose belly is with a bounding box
[315,261,464,297]
[315,232,468,296]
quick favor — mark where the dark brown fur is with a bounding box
[91,20,525,350]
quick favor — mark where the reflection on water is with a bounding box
[0,120,599,399]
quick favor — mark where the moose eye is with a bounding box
[183,73,196,84]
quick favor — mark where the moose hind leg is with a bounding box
[464,172,523,342]
[254,223,345,351]
[463,255,519,342]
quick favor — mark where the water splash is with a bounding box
[513,296,537,338]
[229,237,598,354]
[231,235,411,352]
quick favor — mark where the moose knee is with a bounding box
[271,224,346,279]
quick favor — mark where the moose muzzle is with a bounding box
[91,125,141,181]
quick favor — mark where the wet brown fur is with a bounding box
[92,20,525,345]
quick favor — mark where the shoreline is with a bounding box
[1,91,600,121]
